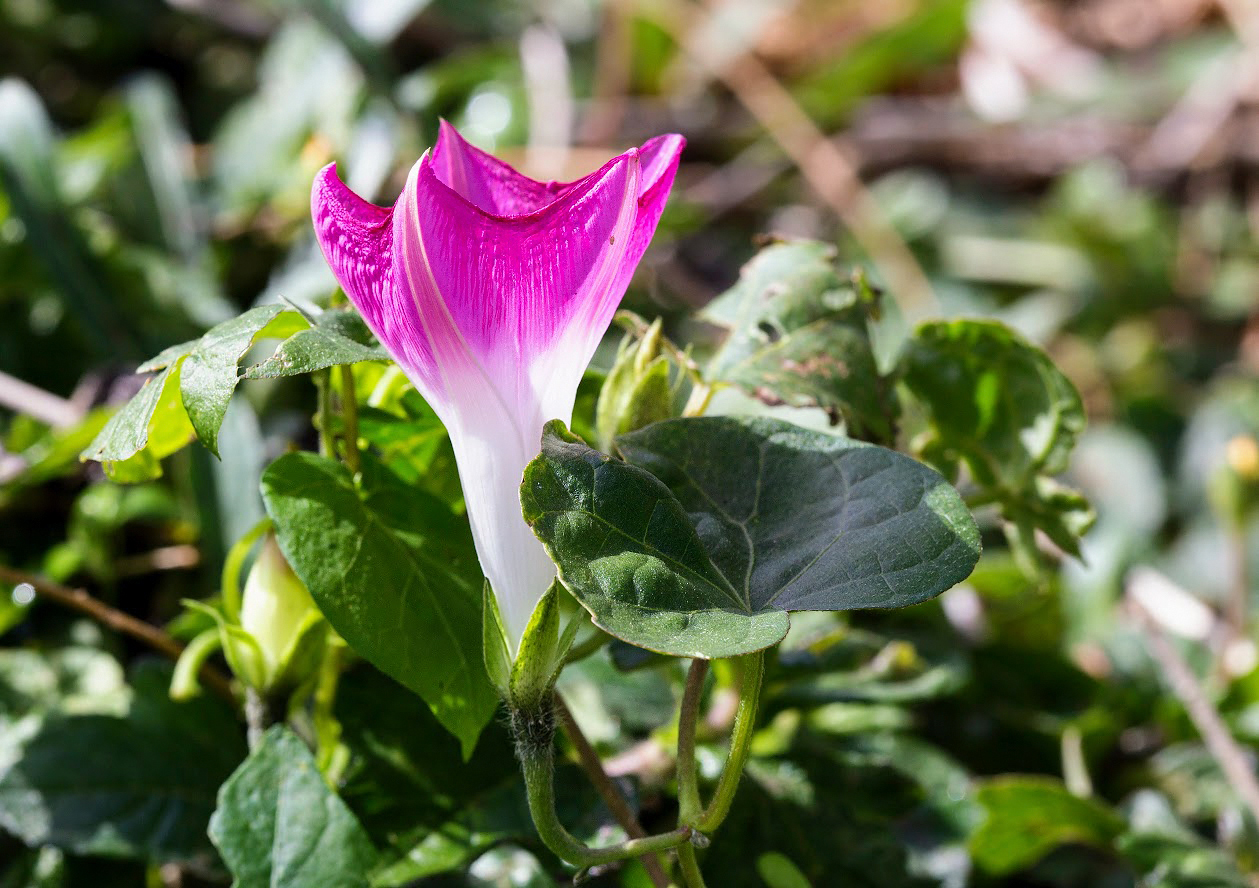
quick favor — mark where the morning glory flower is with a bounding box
[312,122,684,651]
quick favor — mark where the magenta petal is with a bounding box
[431,120,573,216]
[311,163,440,389]
[629,133,687,261]
[400,149,640,396]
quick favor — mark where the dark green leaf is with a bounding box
[244,308,387,378]
[969,777,1124,874]
[262,452,496,756]
[702,240,892,440]
[208,726,376,888]
[0,663,244,864]
[522,417,979,658]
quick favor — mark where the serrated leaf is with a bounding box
[82,306,306,472]
[178,305,304,456]
[262,452,496,757]
[702,240,892,440]
[209,727,376,888]
[969,777,1123,875]
[522,417,980,658]
[899,319,1094,557]
[244,308,388,378]
[80,363,194,482]
[0,663,244,864]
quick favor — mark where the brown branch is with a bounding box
[1127,572,1259,825]
[0,564,236,703]
[0,369,81,428]
[555,695,672,888]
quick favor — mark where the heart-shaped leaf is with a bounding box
[522,417,980,658]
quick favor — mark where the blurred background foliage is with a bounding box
[3,0,1259,886]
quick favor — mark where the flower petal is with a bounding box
[431,119,573,216]
[311,162,441,391]
[400,148,640,421]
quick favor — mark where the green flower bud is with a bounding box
[238,535,325,691]
[595,318,677,452]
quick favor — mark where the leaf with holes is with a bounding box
[521,418,980,658]
[702,240,892,441]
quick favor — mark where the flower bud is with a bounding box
[239,535,325,691]
[595,318,676,452]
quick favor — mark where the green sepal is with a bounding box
[482,581,513,701]
[595,319,678,452]
[268,609,329,695]
[220,517,272,623]
[507,581,579,711]
[169,626,224,701]
[182,599,267,691]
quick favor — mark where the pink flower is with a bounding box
[312,122,684,650]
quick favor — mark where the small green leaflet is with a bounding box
[522,417,980,658]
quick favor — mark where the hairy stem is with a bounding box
[514,703,692,868]
[244,687,282,750]
[556,697,671,888]
[676,658,710,823]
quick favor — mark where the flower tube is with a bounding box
[312,122,684,650]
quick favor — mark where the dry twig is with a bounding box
[1127,569,1259,826]
[0,564,236,703]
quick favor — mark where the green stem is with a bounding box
[676,658,709,823]
[315,370,334,460]
[696,651,765,833]
[338,364,361,475]
[312,638,346,779]
[515,705,692,867]
[677,841,708,888]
